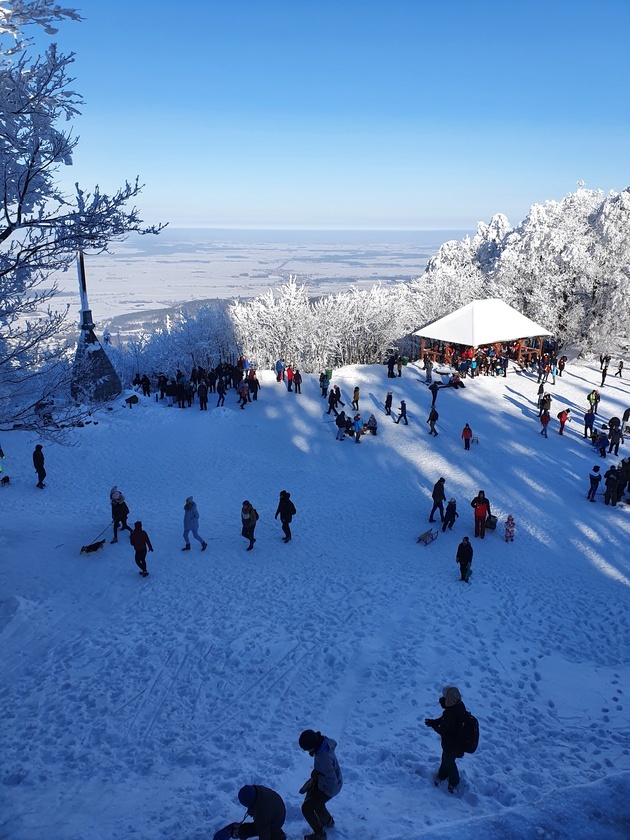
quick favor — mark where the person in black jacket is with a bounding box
[456,536,473,581]
[224,784,286,840]
[110,487,133,543]
[384,391,393,416]
[33,444,46,488]
[425,686,467,792]
[429,477,446,523]
[335,411,347,441]
[275,490,296,543]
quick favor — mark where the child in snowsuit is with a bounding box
[504,515,515,542]
[299,729,343,840]
[442,499,459,532]
[226,785,286,840]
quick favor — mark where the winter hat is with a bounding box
[242,500,251,507]
[443,686,462,707]
[280,490,289,498]
[507,515,514,521]
[299,729,321,752]
[462,536,470,543]
[186,496,193,504]
[238,785,257,808]
[593,466,600,473]
[449,498,455,504]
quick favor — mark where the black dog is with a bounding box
[0,475,9,486]
[80,539,106,555]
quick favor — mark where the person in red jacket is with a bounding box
[470,491,491,539]
[129,521,153,577]
[558,408,571,435]
[540,410,550,438]
[461,423,473,450]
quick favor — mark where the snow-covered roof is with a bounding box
[414,298,552,346]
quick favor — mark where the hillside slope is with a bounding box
[1,360,629,840]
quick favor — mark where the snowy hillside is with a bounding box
[1,360,629,840]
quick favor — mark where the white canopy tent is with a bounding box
[414,298,552,347]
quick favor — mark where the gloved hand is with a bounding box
[228,823,240,839]
[424,718,435,728]
[299,778,314,794]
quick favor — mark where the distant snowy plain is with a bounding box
[1,356,629,839]
[48,229,461,339]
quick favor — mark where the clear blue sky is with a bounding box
[47,0,630,229]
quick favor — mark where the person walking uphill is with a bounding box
[33,444,46,488]
[351,386,360,412]
[129,521,153,577]
[470,491,491,539]
[298,729,343,840]
[219,784,286,840]
[110,486,133,542]
[241,501,258,551]
[425,686,470,793]
[456,536,473,581]
[275,490,296,542]
[182,496,208,551]
[429,477,446,523]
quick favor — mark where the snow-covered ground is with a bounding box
[1,359,629,840]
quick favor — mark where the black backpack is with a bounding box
[460,711,479,754]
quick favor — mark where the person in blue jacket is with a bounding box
[182,496,207,551]
[299,730,343,840]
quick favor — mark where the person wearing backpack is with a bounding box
[557,407,570,435]
[425,686,471,793]
[275,490,296,543]
[241,501,258,551]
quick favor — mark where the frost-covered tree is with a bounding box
[0,0,162,432]
[109,304,237,384]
